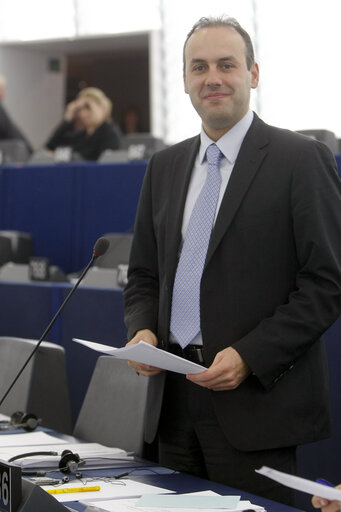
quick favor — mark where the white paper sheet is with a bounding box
[1,442,130,469]
[84,491,265,512]
[0,431,69,447]
[73,339,206,375]
[136,494,241,509]
[256,466,341,501]
[43,478,173,503]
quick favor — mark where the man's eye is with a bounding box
[193,65,205,72]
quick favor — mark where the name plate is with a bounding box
[28,257,50,281]
[0,461,21,512]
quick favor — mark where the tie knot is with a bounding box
[206,143,222,166]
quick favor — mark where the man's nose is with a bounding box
[205,67,223,86]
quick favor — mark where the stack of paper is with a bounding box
[0,430,69,447]
[42,479,173,503]
[2,442,131,470]
[83,491,266,512]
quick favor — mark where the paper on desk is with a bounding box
[0,431,68,447]
[1,442,130,469]
[85,492,265,512]
[44,479,173,503]
[136,495,241,509]
[73,339,206,375]
[256,466,341,501]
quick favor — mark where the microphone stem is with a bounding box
[0,254,96,408]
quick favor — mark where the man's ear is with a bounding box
[250,62,259,89]
[184,73,189,94]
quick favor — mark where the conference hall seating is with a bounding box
[0,336,72,434]
[73,356,149,456]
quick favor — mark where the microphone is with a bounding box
[0,237,109,409]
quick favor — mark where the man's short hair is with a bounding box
[183,16,255,71]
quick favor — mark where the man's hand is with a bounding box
[186,346,251,390]
[312,485,341,511]
[126,329,163,376]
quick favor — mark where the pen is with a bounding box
[46,485,100,494]
[316,478,334,487]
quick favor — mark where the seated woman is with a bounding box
[45,87,120,161]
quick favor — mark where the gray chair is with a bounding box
[296,129,339,153]
[99,149,129,162]
[0,262,68,283]
[0,235,12,266]
[69,233,132,287]
[0,337,72,434]
[94,232,133,269]
[0,230,33,263]
[0,139,30,164]
[73,356,149,456]
[121,133,167,160]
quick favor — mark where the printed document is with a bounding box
[73,339,206,374]
[256,466,341,501]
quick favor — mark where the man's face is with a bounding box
[183,26,259,140]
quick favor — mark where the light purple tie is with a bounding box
[170,143,223,348]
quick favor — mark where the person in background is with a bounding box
[122,106,142,134]
[123,15,341,506]
[312,486,341,511]
[0,74,33,153]
[46,87,120,160]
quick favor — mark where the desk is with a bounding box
[63,471,304,512]
[0,161,147,273]
[0,424,304,512]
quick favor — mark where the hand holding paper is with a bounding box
[256,466,341,502]
[73,338,206,375]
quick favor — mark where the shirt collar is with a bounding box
[199,110,254,164]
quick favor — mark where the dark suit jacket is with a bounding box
[124,114,341,451]
[0,103,32,153]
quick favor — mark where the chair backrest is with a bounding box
[0,337,72,434]
[121,133,167,160]
[94,233,133,269]
[0,230,33,263]
[73,356,149,456]
[296,129,339,153]
[0,262,68,283]
[0,139,30,164]
[0,236,12,266]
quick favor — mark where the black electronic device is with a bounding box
[0,411,40,432]
[9,449,84,476]
[0,237,109,409]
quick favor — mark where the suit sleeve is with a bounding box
[234,141,341,390]
[123,156,160,341]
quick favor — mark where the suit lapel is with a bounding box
[205,115,270,267]
[165,136,200,283]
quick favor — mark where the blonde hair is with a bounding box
[77,87,112,121]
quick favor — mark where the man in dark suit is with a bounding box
[123,16,341,505]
